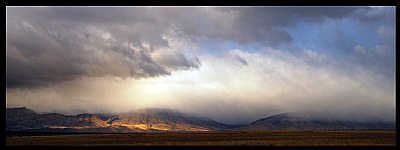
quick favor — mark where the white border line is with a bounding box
[5,6,396,7]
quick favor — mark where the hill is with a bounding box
[6,107,233,132]
[238,111,395,130]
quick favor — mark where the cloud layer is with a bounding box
[7,7,371,87]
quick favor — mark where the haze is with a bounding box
[6,7,395,124]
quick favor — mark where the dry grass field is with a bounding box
[6,130,396,146]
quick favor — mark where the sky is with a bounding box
[6,7,395,124]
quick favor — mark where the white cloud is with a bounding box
[303,49,319,58]
[354,45,366,54]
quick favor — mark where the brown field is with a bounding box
[6,130,396,146]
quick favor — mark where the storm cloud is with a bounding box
[6,7,395,124]
[6,7,367,87]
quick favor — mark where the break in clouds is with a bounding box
[6,7,395,124]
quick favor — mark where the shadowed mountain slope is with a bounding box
[238,112,395,130]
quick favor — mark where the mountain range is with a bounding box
[237,111,395,130]
[6,107,395,132]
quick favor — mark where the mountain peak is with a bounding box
[242,111,395,130]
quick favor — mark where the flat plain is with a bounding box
[6,130,396,146]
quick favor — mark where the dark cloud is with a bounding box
[6,7,195,87]
[208,7,359,46]
[6,19,170,87]
[5,7,377,88]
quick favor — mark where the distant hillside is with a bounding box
[237,112,395,130]
[110,108,234,131]
[6,107,395,132]
[6,107,233,132]
[6,107,109,131]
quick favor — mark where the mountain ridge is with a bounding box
[239,112,395,130]
[6,107,234,132]
[6,107,395,132]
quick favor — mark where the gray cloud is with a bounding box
[205,7,359,45]
[235,56,248,66]
[6,20,170,87]
[7,7,365,88]
[152,52,201,70]
[6,7,198,87]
